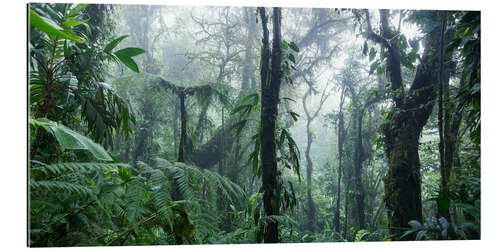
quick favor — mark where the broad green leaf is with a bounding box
[114,47,146,58]
[68,4,88,17]
[62,19,84,27]
[104,35,129,53]
[115,53,140,73]
[30,117,113,161]
[114,47,146,73]
[29,9,85,43]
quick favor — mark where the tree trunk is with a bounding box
[363,10,441,238]
[259,7,282,243]
[437,14,459,222]
[172,98,179,158]
[334,87,347,233]
[178,92,186,162]
[133,98,153,163]
[305,119,316,232]
[382,56,440,237]
[383,122,424,237]
[354,108,366,229]
[194,104,209,144]
[335,110,344,233]
[343,174,351,240]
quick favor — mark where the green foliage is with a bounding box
[400,217,468,241]
[29,3,139,150]
[401,172,480,240]
[30,145,245,246]
[30,117,113,161]
[29,9,85,43]
[113,47,146,73]
[448,11,481,146]
[143,158,245,242]
[104,35,129,53]
[281,39,300,84]
[278,128,301,182]
[354,229,370,241]
[28,6,481,246]
[229,83,303,240]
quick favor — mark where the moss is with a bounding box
[383,132,423,239]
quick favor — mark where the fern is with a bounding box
[30,180,94,196]
[31,162,127,176]
[29,155,246,246]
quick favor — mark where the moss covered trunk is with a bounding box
[360,10,442,238]
[383,124,423,236]
[259,7,282,243]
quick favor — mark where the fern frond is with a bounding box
[30,180,94,196]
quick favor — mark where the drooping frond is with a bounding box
[30,180,94,196]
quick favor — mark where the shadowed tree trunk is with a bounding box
[334,87,346,233]
[343,173,351,240]
[194,104,209,144]
[353,107,366,229]
[437,13,461,222]
[353,98,380,229]
[178,91,187,162]
[363,9,442,238]
[259,7,282,243]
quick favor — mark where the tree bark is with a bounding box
[178,91,187,162]
[362,10,442,239]
[437,13,461,222]
[305,118,316,232]
[343,174,351,240]
[382,55,439,239]
[194,104,209,144]
[259,7,282,243]
[353,108,366,229]
[334,104,345,233]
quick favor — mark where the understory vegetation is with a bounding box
[28,3,480,246]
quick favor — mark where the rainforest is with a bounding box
[28,3,480,246]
